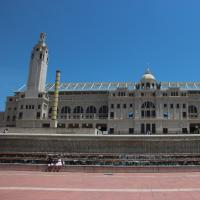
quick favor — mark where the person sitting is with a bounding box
[46,156,54,172]
[55,158,63,172]
[3,129,8,134]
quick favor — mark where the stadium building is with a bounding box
[3,33,200,134]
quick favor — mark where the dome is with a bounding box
[140,68,156,82]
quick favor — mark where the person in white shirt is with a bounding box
[55,158,63,172]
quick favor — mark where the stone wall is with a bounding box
[0,134,200,154]
[0,127,96,134]
[1,163,200,173]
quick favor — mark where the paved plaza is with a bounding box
[0,170,200,200]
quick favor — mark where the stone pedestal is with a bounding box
[50,120,57,128]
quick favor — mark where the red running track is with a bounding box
[0,170,200,200]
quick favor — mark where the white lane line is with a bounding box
[0,187,200,193]
[1,173,200,179]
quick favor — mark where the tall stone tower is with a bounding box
[13,33,50,128]
[26,33,48,97]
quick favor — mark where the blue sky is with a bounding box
[0,0,200,110]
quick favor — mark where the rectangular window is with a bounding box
[82,124,93,128]
[141,110,144,118]
[152,110,156,117]
[75,123,79,128]
[170,104,173,109]
[163,113,168,118]
[181,93,187,96]
[182,128,187,134]
[183,104,186,109]
[164,104,167,108]
[141,124,145,134]
[36,112,41,119]
[18,112,23,119]
[183,112,187,118]
[68,124,73,128]
[20,105,23,109]
[123,104,126,109]
[163,128,168,134]
[42,123,50,128]
[6,116,10,121]
[129,93,134,96]
[128,112,133,118]
[111,104,114,109]
[26,105,28,109]
[12,116,16,121]
[117,104,120,109]
[110,112,114,119]
[109,128,114,134]
[31,105,34,109]
[68,123,79,128]
[176,104,179,109]
[38,105,41,109]
[146,110,150,117]
[129,128,134,134]
[152,124,156,134]
[171,92,178,96]
[130,104,133,108]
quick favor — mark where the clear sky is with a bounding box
[0,0,200,111]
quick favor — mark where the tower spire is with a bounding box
[38,32,46,46]
[25,32,48,97]
[145,63,151,74]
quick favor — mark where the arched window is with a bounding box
[60,106,71,119]
[61,106,71,114]
[74,106,84,113]
[141,101,156,118]
[86,106,96,118]
[188,105,198,118]
[99,105,108,119]
[73,106,84,119]
[86,106,96,114]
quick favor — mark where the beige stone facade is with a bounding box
[2,34,200,134]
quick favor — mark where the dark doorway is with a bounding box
[146,124,151,133]
[190,124,200,134]
[96,124,107,131]
[141,124,145,134]
[152,124,156,134]
[140,123,156,134]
